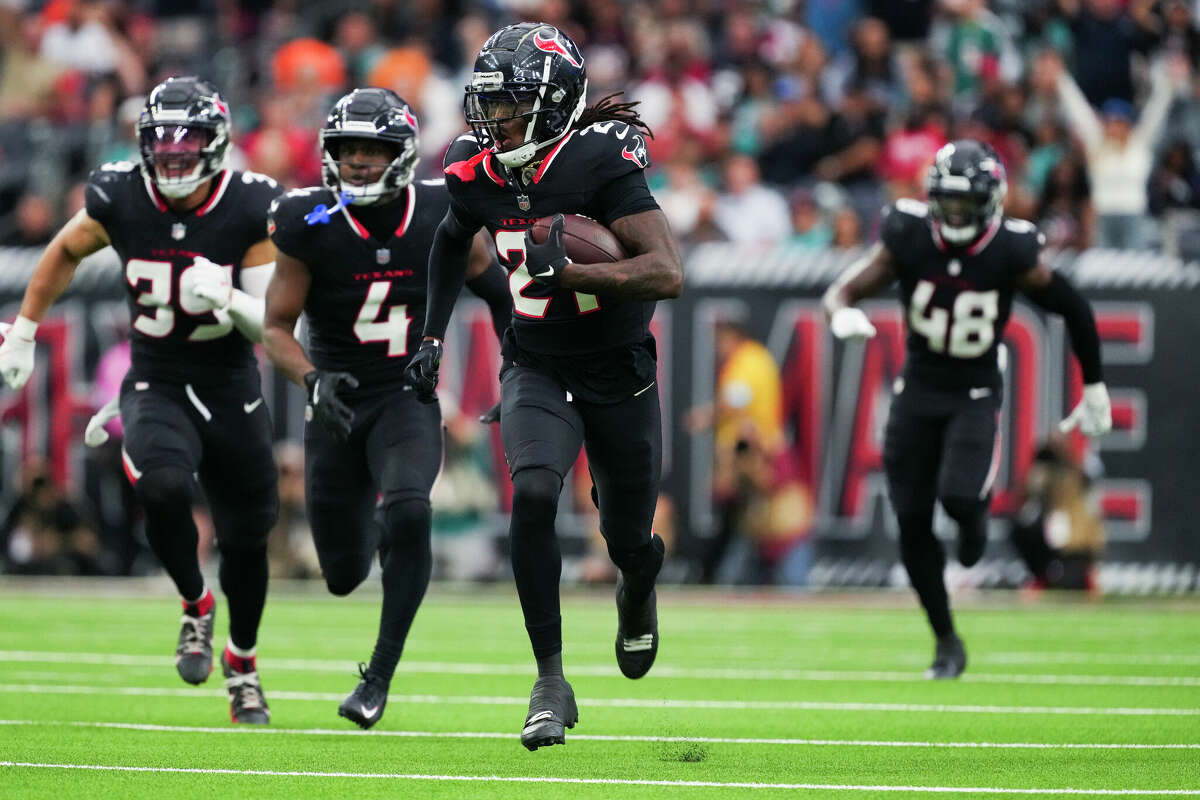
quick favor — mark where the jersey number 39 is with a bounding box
[909,280,998,359]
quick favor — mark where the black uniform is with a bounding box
[85,163,281,545]
[268,180,450,586]
[879,198,1041,519]
[444,121,661,529]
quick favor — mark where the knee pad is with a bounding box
[607,532,665,578]
[135,467,194,511]
[511,468,562,523]
[379,499,432,553]
[323,555,370,596]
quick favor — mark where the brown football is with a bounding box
[528,214,628,263]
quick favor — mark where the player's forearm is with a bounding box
[262,323,315,389]
[20,242,85,323]
[422,222,474,341]
[1024,272,1103,384]
[465,264,512,342]
[223,289,265,343]
[560,252,683,300]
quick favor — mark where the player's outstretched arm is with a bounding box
[464,231,512,343]
[0,210,110,389]
[262,250,316,389]
[1017,264,1110,437]
[550,209,684,301]
[821,242,895,340]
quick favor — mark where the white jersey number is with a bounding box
[125,258,234,341]
[909,279,998,359]
[494,230,599,318]
[354,281,411,356]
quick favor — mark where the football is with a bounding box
[528,214,629,263]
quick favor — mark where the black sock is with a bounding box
[219,544,269,651]
[370,500,433,683]
[535,649,564,678]
[897,512,955,639]
[609,534,665,605]
[509,468,564,659]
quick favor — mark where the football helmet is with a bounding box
[138,76,231,199]
[925,140,1007,246]
[464,22,588,168]
[320,88,420,206]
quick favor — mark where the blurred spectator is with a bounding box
[714,154,791,243]
[831,205,865,248]
[880,105,947,201]
[864,0,936,45]
[0,5,63,120]
[333,10,385,87]
[1055,51,1184,249]
[240,94,321,187]
[1158,0,1200,70]
[1009,436,1103,593]
[826,17,904,108]
[1036,148,1094,249]
[933,0,1022,115]
[789,188,834,249]
[657,152,724,243]
[0,192,55,246]
[39,0,119,75]
[367,46,462,171]
[1056,0,1157,106]
[632,18,720,163]
[1149,139,1200,258]
[2,457,103,575]
[267,441,320,580]
[271,37,345,94]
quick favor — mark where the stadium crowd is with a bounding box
[1,0,1199,254]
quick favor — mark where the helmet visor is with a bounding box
[930,191,983,228]
[141,125,213,180]
[465,89,539,152]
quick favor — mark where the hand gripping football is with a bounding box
[528,214,628,263]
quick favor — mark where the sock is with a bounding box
[370,500,433,684]
[223,645,256,674]
[898,511,956,639]
[536,649,563,678]
[182,586,214,617]
[367,637,403,684]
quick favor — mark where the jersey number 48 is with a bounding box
[909,279,998,359]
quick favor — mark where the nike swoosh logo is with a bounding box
[534,267,556,278]
[360,704,379,718]
[243,399,264,413]
[525,710,554,727]
[968,388,991,400]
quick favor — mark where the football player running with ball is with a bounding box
[404,23,684,750]
[262,88,511,730]
[0,77,282,723]
[823,140,1111,679]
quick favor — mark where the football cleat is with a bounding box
[521,675,578,751]
[925,633,967,680]
[614,534,664,679]
[222,650,270,724]
[338,663,389,730]
[175,596,216,685]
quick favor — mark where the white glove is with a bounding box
[830,307,877,340]
[85,396,121,447]
[180,257,232,313]
[1059,382,1112,438]
[0,316,38,390]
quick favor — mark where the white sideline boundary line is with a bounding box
[2,719,1198,750]
[2,761,1199,795]
[1,683,1197,716]
[1,651,1199,688]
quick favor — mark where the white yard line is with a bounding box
[1,651,1198,687]
[0,683,1196,716]
[1,761,1198,795]
[1,719,1197,750]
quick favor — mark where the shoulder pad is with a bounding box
[880,200,928,255]
[892,198,929,218]
[85,162,139,221]
[268,186,332,240]
[573,121,651,171]
[1003,216,1044,270]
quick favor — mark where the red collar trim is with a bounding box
[532,132,574,185]
[142,175,167,212]
[966,215,1002,255]
[393,183,417,238]
[342,207,369,239]
[481,151,505,186]
[195,170,231,217]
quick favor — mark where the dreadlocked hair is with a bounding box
[574,92,654,138]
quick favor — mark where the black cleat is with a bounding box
[521,676,578,751]
[175,599,215,685]
[338,663,389,730]
[615,534,664,679]
[222,651,270,724]
[925,633,967,680]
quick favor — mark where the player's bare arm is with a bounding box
[822,242,896,318]
[20,210,111,323]
[262,249,316,388]
[557,209,684,300]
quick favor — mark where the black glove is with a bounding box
[478,401,501,425]
[403,338,443,404]
[304,370,358,441]
[523,214,571,287]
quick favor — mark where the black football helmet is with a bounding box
[138,76,231,199]
[321,88,420,206]
[925,139,1007,246]
[464,22,587,168]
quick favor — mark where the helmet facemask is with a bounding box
[321,131,417,206]
[926,164,1007,246]
[465,70,587,168]
[139,122,228,199]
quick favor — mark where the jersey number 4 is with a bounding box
[494,230,599,318]
[126,258,233,341]
[354,281,410,356]
[909,280,998,359]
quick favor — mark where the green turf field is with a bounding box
[0,579,1198,798]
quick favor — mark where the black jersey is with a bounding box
[442,122,660,359]
[85,162,281,383]
[881,198,1043,391]
[270,180,449,397]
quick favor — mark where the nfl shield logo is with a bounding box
[376,249,391,265]
[517,194,531,212]
[171,223,186,240]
